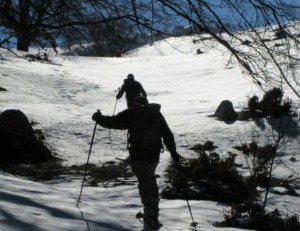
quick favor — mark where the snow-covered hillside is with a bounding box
[0,33,299,231]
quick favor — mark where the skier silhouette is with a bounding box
[116,74,147,108]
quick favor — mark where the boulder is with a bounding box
[0,109,54,164]
[214,100,238,121]
[0,109,35,140]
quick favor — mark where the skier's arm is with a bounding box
[139,84,147,98]
[92,110,130,130]
[116,84,125,99]
[160,114,176,153]
[160,115,180,163]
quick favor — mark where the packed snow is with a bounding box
[0,35,299,231]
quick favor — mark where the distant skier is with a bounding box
[92,96,180,230]
[116,74,147,108]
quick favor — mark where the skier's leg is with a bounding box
[144,162,159,220]
[131,161,159,219]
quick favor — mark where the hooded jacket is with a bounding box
[94,104,176,163]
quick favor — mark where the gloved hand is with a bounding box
[92,110,102,121]
[116,94,121,100]
[171,151,180,163]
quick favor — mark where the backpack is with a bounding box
[129,104,163,151]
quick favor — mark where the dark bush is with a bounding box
[190,140,217,152]
[162,142,258,203]
[72,160,135,187]
[248,95,260,117]
[247,88,293,118]
[234,142,275,187]
[0,161,63,181]
[222,203,300,231]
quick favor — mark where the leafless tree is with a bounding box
[0,0,138,53]
[142,0,300,99]
[2,0,300,97]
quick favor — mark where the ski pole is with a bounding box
[176,163,198,230]
[108,99,118,159]
[76,110,99,207]
[113,99,118,115]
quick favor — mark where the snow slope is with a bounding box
[0,34,299,231]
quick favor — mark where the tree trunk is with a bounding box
[17,0,30,52]
[17,39,30,52]
[16,32,30,52]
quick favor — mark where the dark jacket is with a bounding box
[116,79,147,108]
[94,104,176,163]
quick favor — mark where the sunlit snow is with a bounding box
[0,35,299,230]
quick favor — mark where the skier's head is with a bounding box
[133,96,148,107]
[127,73,135,80]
